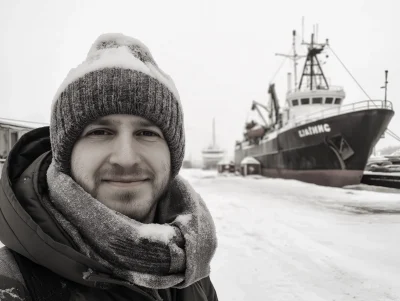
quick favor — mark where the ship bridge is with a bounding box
[285,86,346,122]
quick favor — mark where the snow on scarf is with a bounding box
[45,161,217,289]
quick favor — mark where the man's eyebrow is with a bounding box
[133,119,157,128]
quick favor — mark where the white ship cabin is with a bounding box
[273,31,351,128]
[282,86,346,126]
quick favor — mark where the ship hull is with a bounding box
[202,157,224,170]
[235,108,394,187]
[202,151,225,170]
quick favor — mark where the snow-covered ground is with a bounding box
[180,169,400,301]
[2,169,400,300]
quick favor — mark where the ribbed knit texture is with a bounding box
[50,34,185,178]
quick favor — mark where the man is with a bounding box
[0,33,218,301]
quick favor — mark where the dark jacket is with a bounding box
[0,127,218,301]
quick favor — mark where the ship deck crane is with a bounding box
[251,100,269,127]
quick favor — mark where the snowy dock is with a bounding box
[1,168,399,300]
[180,169,400,300]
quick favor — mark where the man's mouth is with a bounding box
[102,178,149,187]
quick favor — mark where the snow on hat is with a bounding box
[50,33,185,178]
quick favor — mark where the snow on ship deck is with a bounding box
[362,171,400,189]
[363,171,400,176]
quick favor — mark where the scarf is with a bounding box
[45,161,217,289]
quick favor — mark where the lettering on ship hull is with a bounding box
[298,123,331,138]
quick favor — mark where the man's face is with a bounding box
[71,114,171,222]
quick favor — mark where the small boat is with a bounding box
[202,118,224,170]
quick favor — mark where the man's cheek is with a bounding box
[162,161,170,173]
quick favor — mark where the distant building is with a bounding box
[0,117,47,159]
[217,158,235,173]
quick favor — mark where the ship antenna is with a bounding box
[212,117,216,148]
[313,24,315,40]
[275,30,305,91]
[292,30,298,90]
[302,16,305,43]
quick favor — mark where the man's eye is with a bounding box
[138,131,160,137]
[87,129,112,136]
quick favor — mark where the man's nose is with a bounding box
[108,134,142,167]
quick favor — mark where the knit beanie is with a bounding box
[50,33,185,178]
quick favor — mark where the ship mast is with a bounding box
[298,33,330,91]
[292,31,299,90]
[275,30,305,91]
[212,118,216,148]
[382,70,388,106]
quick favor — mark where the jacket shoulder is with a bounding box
[174,276,218,301]
[0,247,30,300]
[198,276,218,301]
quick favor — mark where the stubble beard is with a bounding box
[76,164,171,221]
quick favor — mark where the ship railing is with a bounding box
[289,99,393,127]
[286,85,345,94]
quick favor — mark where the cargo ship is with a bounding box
[234,30,394,187]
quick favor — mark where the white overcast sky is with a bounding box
[1,0,399,160]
